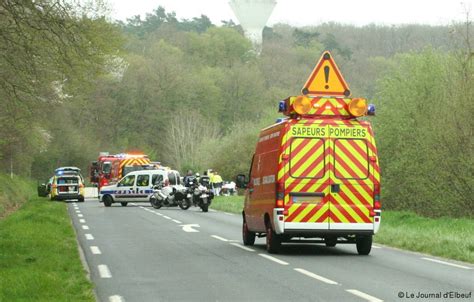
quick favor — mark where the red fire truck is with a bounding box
[90,152,152,191]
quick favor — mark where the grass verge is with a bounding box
[211,195,474,263]
[211,195,243,214]
[375,211,473,263]
[0,174,35,219]
[0,196,94,301]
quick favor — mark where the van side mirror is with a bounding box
[235,174,248,189]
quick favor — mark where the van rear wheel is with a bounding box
[356,235,372,255]
[266,224,281,254]
[242,220,255,246]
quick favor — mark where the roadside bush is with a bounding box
[374,49,473,217]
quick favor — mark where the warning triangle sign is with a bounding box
[302,51,351,97]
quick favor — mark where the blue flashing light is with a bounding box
[278,100,287,112]
[368,104,376,116]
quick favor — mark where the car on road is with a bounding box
[99,169,169,207]
[50,174,85,202]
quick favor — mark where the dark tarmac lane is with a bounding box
[69,197,473,302]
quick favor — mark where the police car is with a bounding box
[99,169,168,207]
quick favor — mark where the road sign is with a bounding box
[302,51,351,97]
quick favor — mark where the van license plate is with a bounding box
[293,196,322,204]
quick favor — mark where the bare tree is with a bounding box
[163,110,220,171]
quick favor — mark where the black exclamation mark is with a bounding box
[324,66,330,89]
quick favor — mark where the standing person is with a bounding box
[213,172,223,196]
[209,170,216,195]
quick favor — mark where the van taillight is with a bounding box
[276,181,284,208]
[374,183,381,210]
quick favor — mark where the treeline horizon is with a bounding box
[0,3,472,217]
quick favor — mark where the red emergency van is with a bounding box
[236,52,381,254]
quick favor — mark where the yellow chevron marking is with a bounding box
[344,140,369,167]
[306,202,329,222]
[342,181,373,206]
[290,139,322,178]
[334,140,368,179]
[292,204,317,222]
[332,194,366,223]
[287,204,301,218]
[281,138,308,187]
[330,206,353,223]
[305,177,329,195]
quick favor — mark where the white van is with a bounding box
[99,169,169,207]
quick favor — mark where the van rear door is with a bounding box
[329,123,373,230]
[284,122,330,230]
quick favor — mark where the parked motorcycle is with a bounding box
[184,175,214,212]
[150,175,191,210]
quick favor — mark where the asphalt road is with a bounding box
[69,192,473,302]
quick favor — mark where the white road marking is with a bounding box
[85,234,94,240]
[90,246,102,255]
[73,207,79,210]
[82,225,90,230]
[78,214,83,217]
[258,253,289,265]
[72,203,77,206]
[372,245,381,249]
[163,216,172,220]
[228,240,240,243]
[209,209,217,212]
[75,210,81,213]
[224,212,234,216]
[294,268,338,285]
[230,243,255,252]
[180,224,200,232]
[421,257,472,270]
[79,219,86,223]
[109,295,124,302]
[172,219,182,224]
[155,212,163,216]
[211,235,229,242]
[98,264,112,278]
[346,289,383,302]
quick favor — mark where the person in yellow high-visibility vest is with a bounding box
[210,171,223,196]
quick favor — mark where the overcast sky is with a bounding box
[108,0,473,27]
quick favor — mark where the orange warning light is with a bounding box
[293,96,312,115]
[348,98,368,117]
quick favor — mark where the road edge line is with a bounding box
[421,257,472,270]
[346,289,383,302]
